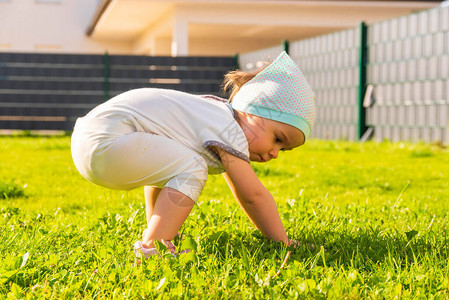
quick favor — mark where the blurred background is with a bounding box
[0,0,448,143]
[0,0,443,56]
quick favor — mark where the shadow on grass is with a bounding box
[288,228,448,272]
[200,226,448,274]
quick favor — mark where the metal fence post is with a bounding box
[232,53,240,70]
[282,40,290,54]
[103,51,110,101]
[357,22,368,140]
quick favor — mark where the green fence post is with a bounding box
[282,40,290,54]
[103,51,110,101]
[232,53,239,70]
[357,22,368,140]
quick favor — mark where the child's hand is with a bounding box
[287,239,301,248]
[288,239,318,250]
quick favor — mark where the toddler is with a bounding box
[71,52,315,258]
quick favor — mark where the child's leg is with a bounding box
[73,130,207,253]
[144,186,182,250]
[142,187,194,250]
[144,186,161,227]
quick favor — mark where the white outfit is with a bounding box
[71,88,249,201]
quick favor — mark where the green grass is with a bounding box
[0,136,448,298]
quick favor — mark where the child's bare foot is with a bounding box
[139,229,181,257]
[134,241,159,259]
[142,229,181,248]
[142,229,181,240]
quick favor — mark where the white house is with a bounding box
[0,0,442,56]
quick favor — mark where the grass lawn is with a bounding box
[0,136,448,298]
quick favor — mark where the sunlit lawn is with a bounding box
[1,136,448,298]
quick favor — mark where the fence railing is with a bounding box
[239,5,449,144]
[0,53,234,131]
[365,7,449,143]
[290,27,363,141]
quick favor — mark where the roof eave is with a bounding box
[86,0,113,36]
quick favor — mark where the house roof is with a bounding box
[86,0,442,55]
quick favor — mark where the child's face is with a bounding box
[237,112,305,162]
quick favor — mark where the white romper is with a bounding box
[71,88,249,201]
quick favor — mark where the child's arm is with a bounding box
[214,148,289,244]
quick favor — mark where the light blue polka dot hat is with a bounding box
[231,51,316,140]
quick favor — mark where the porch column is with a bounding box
[171,16,188,56]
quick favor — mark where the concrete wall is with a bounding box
[0,0,131,54]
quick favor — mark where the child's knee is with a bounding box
[164,187,195,208]
[165,162,208,202]
[168,174,207,201]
